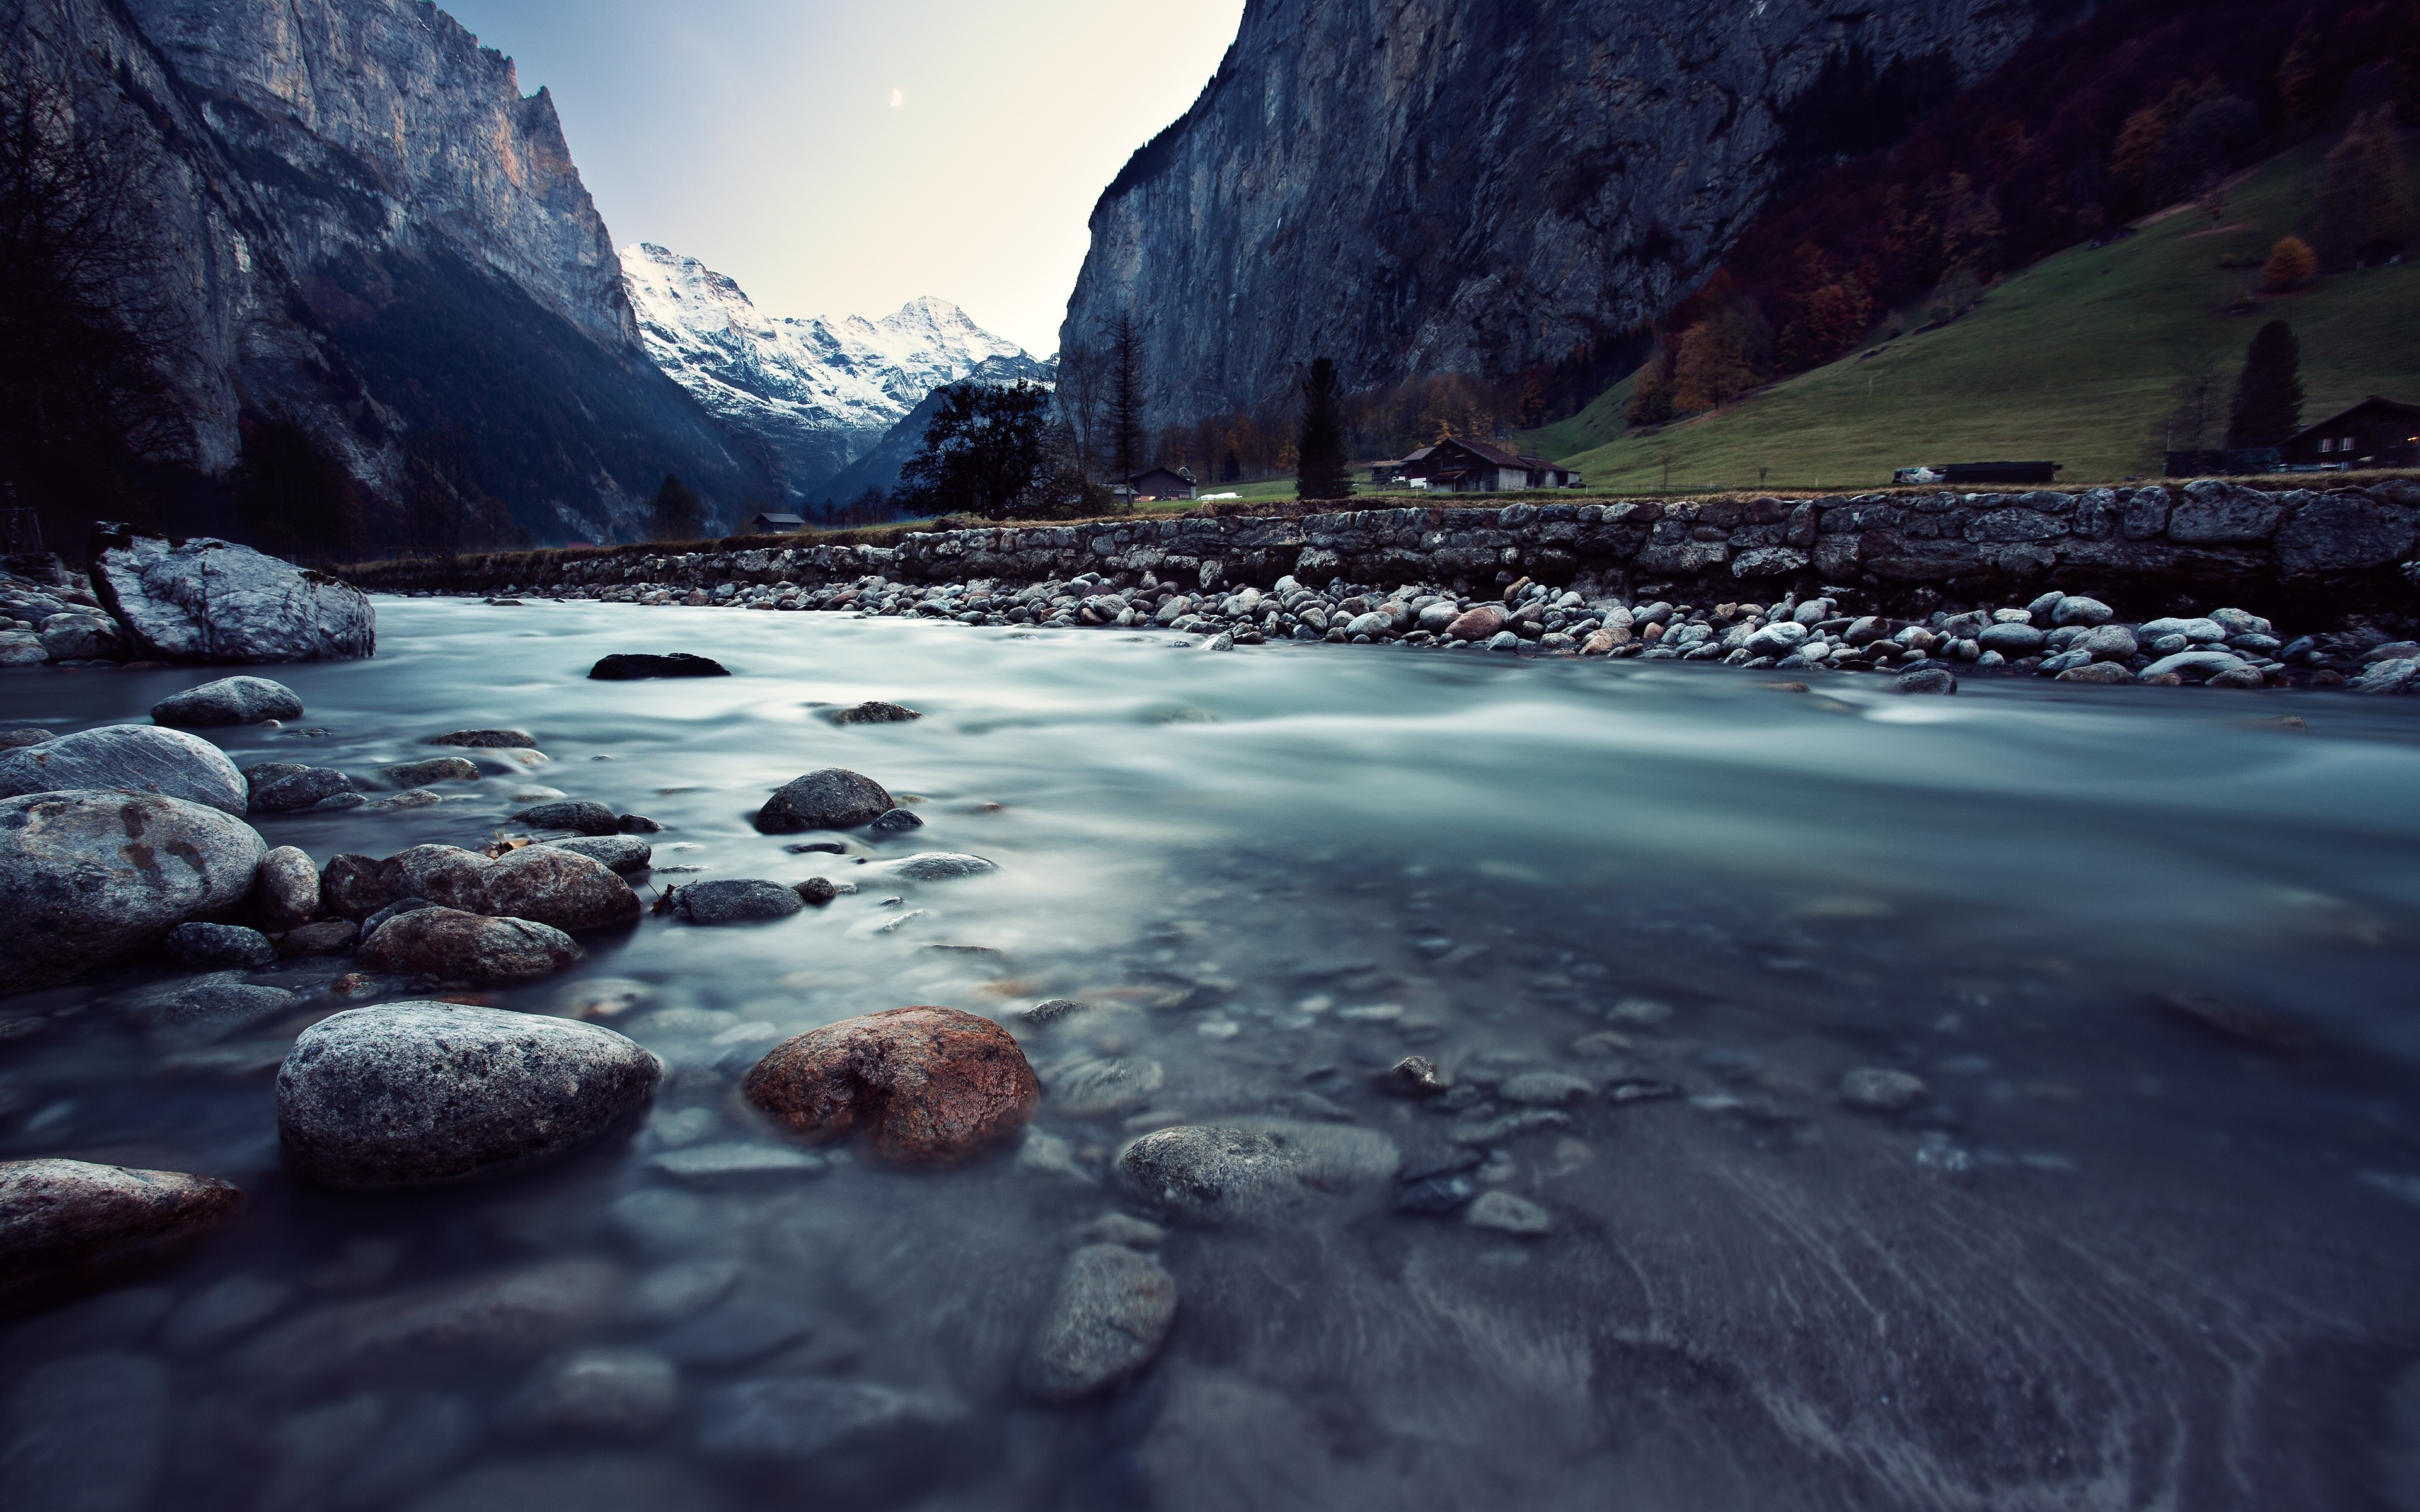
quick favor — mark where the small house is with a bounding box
[749,512,806,534]
[1395,438,1579,493]
[2276,397,2420,469]
[1126,467,1196,503]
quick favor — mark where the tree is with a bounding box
[1221,448,1241,483]
[2226,320,2304,446]
[1625,340,1675,427]
[2158,343,2227,455]
[233,415,360,564]
[1106,312,1146,483]
[2261,235,2318,291]
[651,474,703,540]
[1294,357,1351,500]
[1673,309,1763,413]
[2313,106,2411,266]
[894,381,1054,519]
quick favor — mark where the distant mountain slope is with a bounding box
[621,244,1048,501]
[814,355,1057,506]
[14,0,769,544]
[1531,140,2420,490]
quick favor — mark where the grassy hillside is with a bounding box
[1525,137,2420,491]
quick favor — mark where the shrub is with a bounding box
[2261,236,2318,291]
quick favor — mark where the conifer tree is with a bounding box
[650,473,703,541]
[1107,312,1146,484]
[2225,320,2305,447]
[1294,357,1351,501]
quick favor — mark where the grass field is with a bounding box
[1519,135,2420,491]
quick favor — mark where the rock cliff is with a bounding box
[1063,0,2085,425]
[13,0,766,540]
[623,244,1046,500]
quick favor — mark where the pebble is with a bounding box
[1892,667,1957,695]
[544,834,653,873]
[1117,1120,1396,1224]
[1047,1055,1166,1116]
[1376,1055,1450,1096]
[515,799,621,835]
[254,845,320,929]
[887,851,998,880]
[1464,1189,1553,1235]
[236,1257,622,1382]
[379,756,481,788]
[826,701,922,723]
[426,730,537,748]
[1019,998,1090,1026]
[1022,1243,1178,1402]
[1839,1067,1929,1113]
[277,1004,660,1188]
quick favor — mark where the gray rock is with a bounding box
[1743,621,1809,658]
[1117,1121,1395,1225]
[1465,1189,1553,1235]
[868,806,924,831]
[254,845,320,929]
[379,757,481,788]
[1047,1056,1165,1117]
[752,767,894,833]
[2082,624,2138,660]
[696,1378,961,1462]
[0,728,51,748]
[38,612,125,661]
[360,896,436,941]
[544,835,652,873]
[277,1002,660,1187]
[426,730,536,749]
[1496,1070,1593,1106]
[0,1160,243,1311]
[1891,668,1957,695]
[516,799,619,835]
[0,631,47,665]
[2276,491,2419,574]
[2056,662,2134,684]
[480,846,641,932]
[91,527,374,663]
[238,1258,623,1382]
[1019,999,1090,1026]
[887,852,998,881]
[505,1348,681,1437]
[1975,621,2044,656]
[0,724,248,814]
[673,879,804,925]
[2350,657,2420,695]
[149,675,304,727]
[0,791,267,992]
[1840,1067,1928,1113]
[0,1351,170,1512]
[2051,596,2113,627]
[354,908,583,983]
[2138,650,2246,682]
[2138,616,2227,643]
[1023,1244,1178,1402]
[130,975,299,1048]
[2208,606,2273,637]
[250,765,356,813]
[381,844,492,912]
[164,921,278,969]
[2167,480,2285,543]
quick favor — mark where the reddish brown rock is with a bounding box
[743,1005,1039,1166]
[379,844,490,912]
[277,919,360,957]
[1443,604,1504,641]
[480,845,640,933]
[355,907,582,983]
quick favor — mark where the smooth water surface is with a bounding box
[6,598,2420,1511]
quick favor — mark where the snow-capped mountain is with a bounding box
[623,243,1050,500]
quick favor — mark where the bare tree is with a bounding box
[1054,337,1103,481]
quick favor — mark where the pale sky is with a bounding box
[439,0,1244,356]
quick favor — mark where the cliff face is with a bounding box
[14,0,766,541]
[1063,0,2080,427]
[623,244,1045,501]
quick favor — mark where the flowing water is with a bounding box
[8,598,2420,1512]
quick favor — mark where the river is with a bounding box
[6,597,2420,1511]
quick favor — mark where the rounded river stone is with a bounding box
[0,724,248,815]
[752,768,894,834]
[277,1001,661,1188]
[149,675,304,728]
[352,907,583,983]
[0,791,267,992]
[0,1158,242,1309]
[743,1005,1038,1165]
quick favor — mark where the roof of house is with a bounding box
[2285,396,2420,443]
[1127,467,1193,486]
[1427,437,1564,472]
[751,512,805,526]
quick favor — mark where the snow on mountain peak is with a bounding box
[620,242,1046,498]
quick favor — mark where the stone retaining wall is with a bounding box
[349,480,2420,621]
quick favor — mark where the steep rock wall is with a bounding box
[1063,0,2078,425]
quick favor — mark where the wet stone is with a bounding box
[1023,1243,1178,1402]
[674,879,804,924]
[544,834,652,873]
[1020,998,1090,1027]
[379,757,481,788]
[505,1348,681,1436]
[1377,1055,1450,1097]
[826,701,921,724]
[515,799,621,836]
[1465,1190,1553,1235]
[695,1377,962,1462]
[354,908,584,983]
[150,675,304,727]
[869,806,925,831]
[752,767,894,833]
[0,724,250,815]
[1840,1067,1929,1113]
[164,920,279,970]
[0,1159,243,1311]
[589,653,728,680]
[427,730,536,748]
[744,1005,1039,1166]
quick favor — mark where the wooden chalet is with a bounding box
[2276,397,2420,469]
[1386,438,1580,492]
[1126,467,1196,503]
[748,512,807,533]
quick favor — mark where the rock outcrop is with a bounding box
[93,530,374,663]
[1063,0,2073,422]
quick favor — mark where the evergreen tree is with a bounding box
[650,473,703,541]
[894,381,1054,519]
[1625,340,1675,427]
[2314,106,2412,266]
[1294,357,1351,501]
[1107,312,1146,483]
[2226,320,2305,446]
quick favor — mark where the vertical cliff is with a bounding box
[11,0,766,541]
[1061,0,2085,427]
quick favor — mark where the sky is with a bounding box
[440,0,1245,357]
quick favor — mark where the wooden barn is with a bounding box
[1126,467,1197,503]
[748,512,807,534]
[2276,398,2420,469]
[1391,438,1579,492]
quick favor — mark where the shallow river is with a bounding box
[8,598,2420,1512]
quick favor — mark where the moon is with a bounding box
[889,88,904,108]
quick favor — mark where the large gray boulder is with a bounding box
[752,768,894,833]
[2276,490,2420,575]
[0,791,267,992]
[353,907,582,982]
[151,675,305,727]
[480,846,641,932]
[0,724,248,814]
[90,525,375,663]
[0,1159,243,1311]
[277,1002,661,1188]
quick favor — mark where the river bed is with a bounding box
[6,597,2420,1511]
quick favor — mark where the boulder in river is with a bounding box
[380,844,492,912]
[743,1005,1039,1166]
[674,879,804,925]
[353,907,583,983]
[0,1158,242,1311]
[90,524,374,662]
[164,921,278,970]
[1891,667,1958,695]
[0,791,267,992]
[253,845,319,929]
[1115,1120,1398,1225]
[515,799,619,835]
[544,835,652,874]
[0,724,248,814]
[480,845,641,933]
[752,767,894,833]
[37,611,126,660]
[377,756,480,788]
[247,765,356,813]
[825,701,921,724]
[589,653,729,680]
[426,729,536,748]
[321,853,396,919]
[1022,1244,1177,1402]
[149,675,304,727]
[277,1002,660,1188]
[887,852,998,881]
